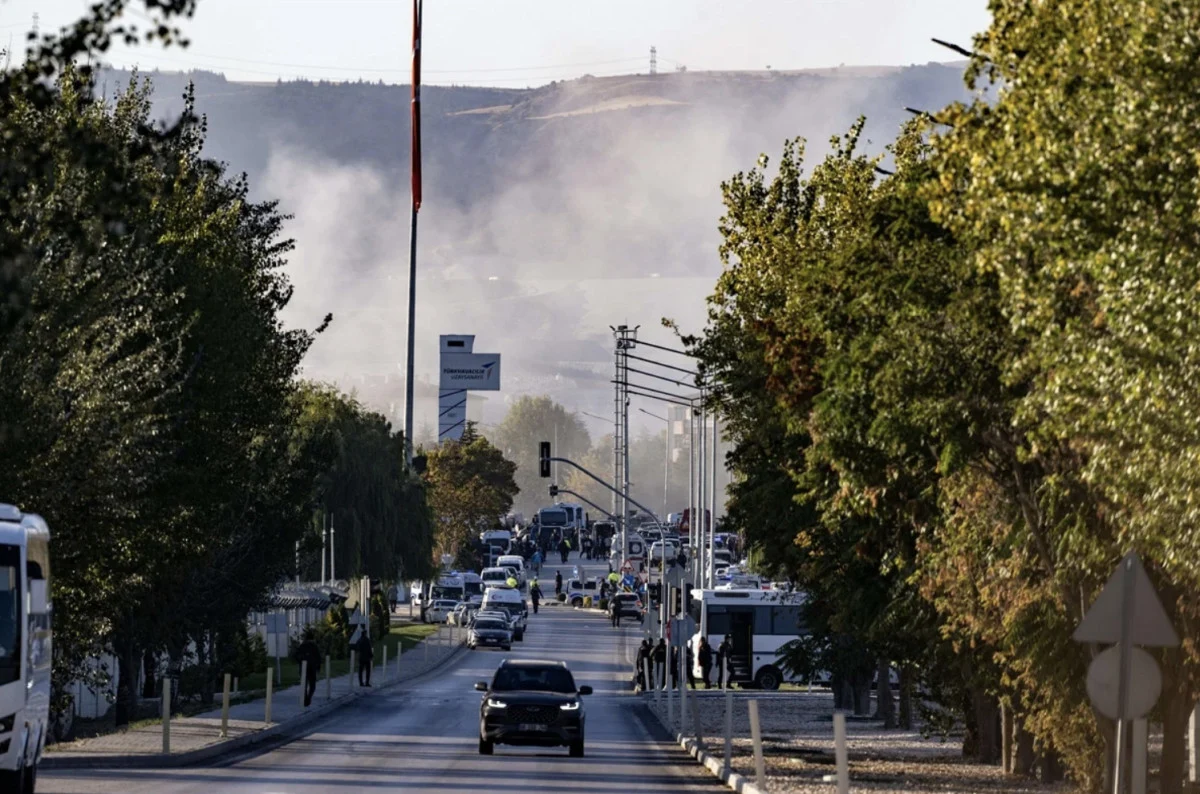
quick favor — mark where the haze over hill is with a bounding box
[107,63,970,436]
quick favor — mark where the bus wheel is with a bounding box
[754,666,782,691]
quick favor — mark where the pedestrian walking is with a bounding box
[530,581,542,614]
[555,570,563,597]
[355,631,374,687]
[670,645,680,689]
[295,631,321,706]
[610,600,622,628]
[698,636,714,689]
[531,548,542,575]
[558,537,569,564]
[686,642,696,689]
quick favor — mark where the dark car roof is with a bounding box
[498,659,568,669]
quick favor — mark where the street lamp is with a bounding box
[638,408,670,523]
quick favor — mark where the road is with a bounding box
[41,561,719,793]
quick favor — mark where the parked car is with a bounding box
[477,659,592,756]
[468,616,513,651]
[450,602,480,626]
[481,586,527,641]
[424,599,460,624]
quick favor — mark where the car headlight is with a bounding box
[560,700,580,711]
[487,698,508,709]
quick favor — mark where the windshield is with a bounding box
[482,571,506,581]
[464,581,483,596]
[492,665,577,693]
[539,510,567,527]
[475,620,508,632]
[432,586,464,600]
[0,545,18,684]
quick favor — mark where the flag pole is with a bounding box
[403,0,423,466]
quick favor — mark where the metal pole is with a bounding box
[330,514,336,582]
[161,677,171,753]
[709,409,718,589]
[613,344,622,546]
[1113,556,1136,794]
[698,398,706,587]
[403,200,418,466]
[321,511,327,586]
[663,413,669,520]
[689,407,696,583]
[220,673,231,738]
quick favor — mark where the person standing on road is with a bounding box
[555,570,563,597]
[610,599,622,628]
[654,638,668,689]
[530,580,542,614]
[295,631,321,707]
[531,548,542,575]
[670,645,680,689]
[557,537,569,564]
[716,634,732,688]
[355,631,374,687]
[698,636,714,689]
[635,639,651,690]
[686,641,697,689]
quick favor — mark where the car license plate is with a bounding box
[519,723,548,732]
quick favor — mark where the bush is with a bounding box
[234,631,269,678]
[308,611,351,660]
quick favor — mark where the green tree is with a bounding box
[487,396,591,516]
[424,425,519,567]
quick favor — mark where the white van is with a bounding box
[480,587,527,640]
[495,555,526,587]
[480,567,514,590]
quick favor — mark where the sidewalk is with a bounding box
[44,624,469,769]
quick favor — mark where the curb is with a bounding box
[42,642,470,770]
[645,703,767,794]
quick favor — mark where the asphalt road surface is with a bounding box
[41,561,718,793]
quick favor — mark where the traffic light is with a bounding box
[539,441,551,477]
[549,484,559,498]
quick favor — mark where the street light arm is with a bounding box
[554,489,619,521]
[550,456,662,524]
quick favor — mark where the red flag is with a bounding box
[411,0,423,211]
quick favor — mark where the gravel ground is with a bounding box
[646,689,1075,794]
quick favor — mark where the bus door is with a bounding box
[727,607,754,683]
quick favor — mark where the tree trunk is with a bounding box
[853,676,872,716]
[1158,657,1195,794]
[1038,745,1063,784]
[898,665,913,730]
[873,660,896,728]
[114,639,139,727]
[141,649,156,698]
[1001,702,1014,773]
[972,690,1001,764]
[1013,716,1035,777]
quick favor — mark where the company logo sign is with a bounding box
[439,353,501,390]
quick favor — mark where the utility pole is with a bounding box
[403,0,424,467]
[320,511,327,586]
[330,513,336,583]
[612,325,639,565]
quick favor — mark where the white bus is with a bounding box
[0,504,51,790]
[688,588,813,691]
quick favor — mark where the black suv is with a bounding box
[476,660,592,756]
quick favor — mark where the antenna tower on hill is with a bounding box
[650,46,657,75]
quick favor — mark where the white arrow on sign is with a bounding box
[1073,552,1179,647]
[349,608,368,626]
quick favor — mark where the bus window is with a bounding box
[753,605,772,634]
[0,546,19,684]
[772,606,804,634]
[706,606,731,637]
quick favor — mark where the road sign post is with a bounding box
[1073,553,1180,794]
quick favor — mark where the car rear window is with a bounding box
[475,620,507,631]
[492,665,577,693]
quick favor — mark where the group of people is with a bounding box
[293,628,378,707]
[634,634,734,691]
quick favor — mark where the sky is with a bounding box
[2,0,991,86]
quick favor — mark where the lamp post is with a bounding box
[638,408,670,522]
